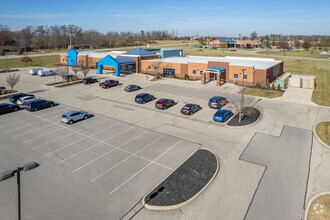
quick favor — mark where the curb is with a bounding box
[313,122,330,149]
[142,148,220,211]
[226,106,262,129]
[304,192,330,220]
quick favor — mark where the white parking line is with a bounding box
[43,122,122,157]
[108,141,182,196]
[89,130,150,182]
[12,123,59,138]
[190,108,208,119]
[32,119,113,150]
[4,114,60,133]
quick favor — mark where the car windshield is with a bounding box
[215,111,225,116]
[183,105,192,110]
[62,114,67,118]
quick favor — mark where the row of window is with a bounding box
[163,68,175,75]
[234,73,247,79]
[148,65,158,70]
[192,70,203,75]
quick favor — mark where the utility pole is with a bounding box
[5,52,8,69]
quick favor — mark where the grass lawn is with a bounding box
[257,49,329,59]
[308,194,330,220]
[0,55,59,69]
[239,88,283,98]
[315,121,330,146]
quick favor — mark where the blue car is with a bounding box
[213,109,233,122]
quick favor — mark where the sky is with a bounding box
[1,0,330,36]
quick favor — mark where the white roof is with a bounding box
[77,51,126,58]
[146,56,282,69]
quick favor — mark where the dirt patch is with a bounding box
[308,194,330,220]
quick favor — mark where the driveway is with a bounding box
[275,87,317,106]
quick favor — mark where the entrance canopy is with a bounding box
[202,66,226,74]
[98,55,135,76]
[202,66,226,86]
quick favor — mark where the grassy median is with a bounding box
[239,88,283,98]
[308,194,330,220]
[257,50,329,59]
[315,121,330,146]
[0,55,59,69]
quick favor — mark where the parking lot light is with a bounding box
[0,162,39,220]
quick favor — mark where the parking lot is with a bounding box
[0,103,200,219]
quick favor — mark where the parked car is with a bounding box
[64,75,79,81]
[29,68,43,75]
[0,103,20,114]
[17,96,40,105]
[61,111,89,125]
[0,86,6,90]
[213,109,233,122]
[155,98,174,110]
[25,99,55,111]
[124,84,141,92]
[181,104,201,115]
[38,69,54,76]
[9,93,33,104]
[82,77,97,84]
[208,96,228,109]
[99,79,119,88]
[135,93,154,104]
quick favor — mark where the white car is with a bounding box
[17,96,40,105]
[38,69,54,76]
[29,68,43,75]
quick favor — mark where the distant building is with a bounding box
[209,39,262,48]
[0,46,33,53]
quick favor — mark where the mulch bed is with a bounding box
[227,106,261,127]
[144,149,218,207]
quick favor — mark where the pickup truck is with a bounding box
[99,79,119,88]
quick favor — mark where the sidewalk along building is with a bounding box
[59,48,283,86]
[140,56,283,87]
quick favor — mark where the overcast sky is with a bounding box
[1,0,330,36]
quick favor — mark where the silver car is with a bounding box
[61,111,89,125]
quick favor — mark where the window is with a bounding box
[163,68,175,75]
[193,70,196,74]
[200,70,203,75]
[148,66,151,69]
[154,66,158,70]
[234,73,238,78]
[243,74,247,79]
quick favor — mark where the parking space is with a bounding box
[0,103,200,219]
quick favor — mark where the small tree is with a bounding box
[271,83,275,90]
[56,66,67,83]
[71,66,79,76]
[267,81,271,89]
[80,66,89,79]
[255,82,261,88]
[21,56,32,67]
[6,73,20,93]
[302,41,311,50]
[17,48,22,55]
[0,49,4,56]
[277,84,281,90]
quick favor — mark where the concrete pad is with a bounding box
[240,126,313,220]
[276,87,317,106]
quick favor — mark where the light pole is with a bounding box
[5,51,8,69]
[0,162,39,220]
[239,69,247,122]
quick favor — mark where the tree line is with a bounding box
[0,24,180,50]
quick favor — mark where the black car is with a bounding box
[0,103,20,114]
[9,93,33,104]
[135,93,154,104]
[26,99,55,111]
[208,96,228,109]
[124,85,141,92]
[83,78,97,84]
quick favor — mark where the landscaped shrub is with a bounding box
[267,81,270,88]
[184,74,189,80]
[255,82,261,88]
[277,84,281,90]
[272,83,275,90]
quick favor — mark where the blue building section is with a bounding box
[67,49,78,66]
[123,48,155,56]
[160,49,183,58]
[220,38,236,43]
[97,55,135,77]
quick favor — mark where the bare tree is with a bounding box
[71,66,79,76]
[250,31,258,41]
[56,66,67,83]
[6,73,20,93]
[228,94,247,123]
[80,66,89,79]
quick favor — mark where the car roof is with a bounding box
[210,96,223,100]
[137,93,149,96]
[64,110,82,115]
[216,109,228,113]
[184,103,195,107]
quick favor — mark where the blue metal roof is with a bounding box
[123,48,155,56]
[220,38,236,42]
[203,66,226,72]
[115,57,136,64]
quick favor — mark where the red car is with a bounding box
[0,103,20,114]
[99,79,119,88]
[181,104,201,115]
[83,77,97,84]
[155,98,174,110]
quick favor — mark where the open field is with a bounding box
[308,194,330,220]
[0,55,59,69]
[257,49,329,59]
[239,88,284,98]
[315,121,330,146]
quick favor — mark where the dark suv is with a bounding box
[26,99,55,111]
[135,93,154,104]
[208,96,228,109]
[9,93,33,104]
[83,78,97,84]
